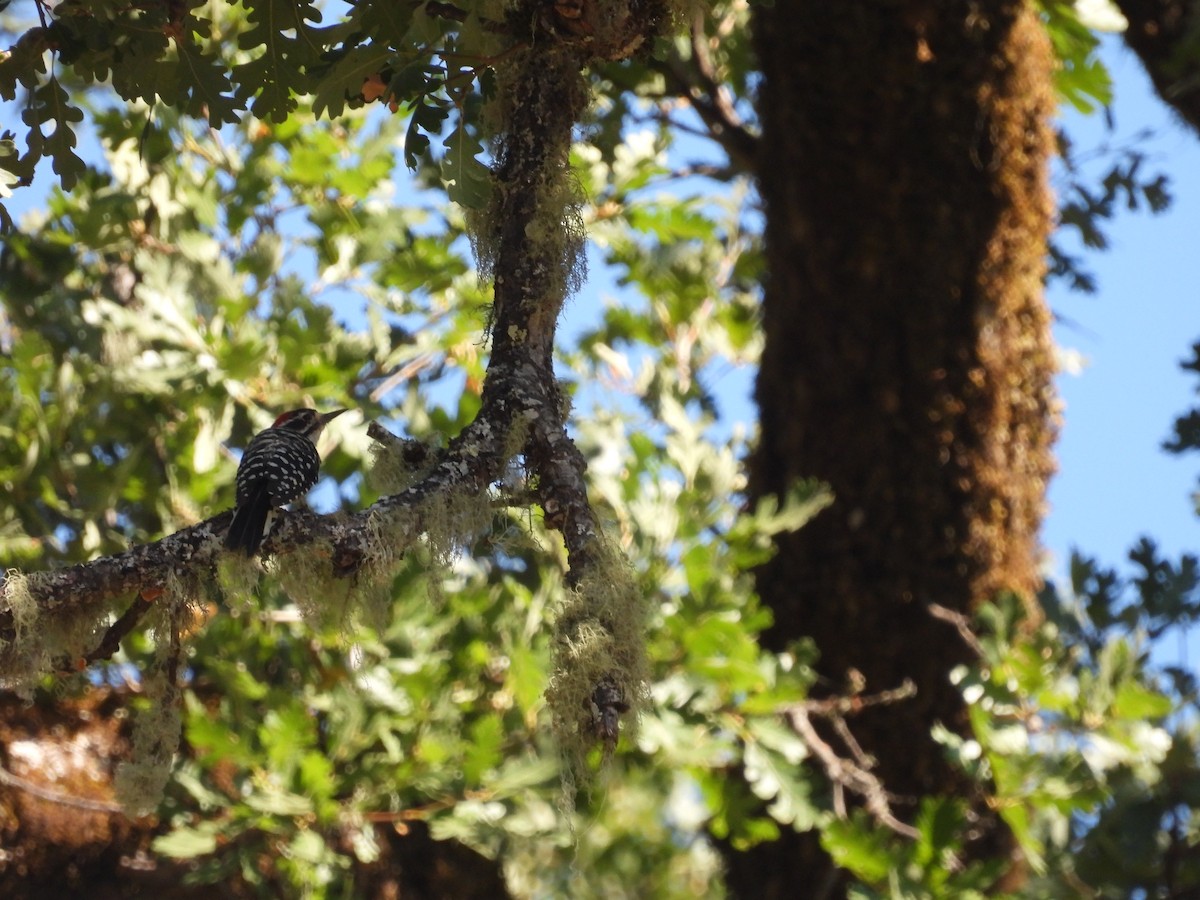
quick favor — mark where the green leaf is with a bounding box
[357,0,420,42]
[1040,0,1115,113]
[487,754,559,797]
[1112,681,1173,720]
[743,739,820,830]
[22,76,85,190]
[299,751,336,802]
[233,0,324,122]
[153,823,220,859]
[462,715,504,782]
[821,815,895,884]
[913,798,964,868]
[404,96,450,168]
[244,789,314,816]
[0,30,50,102]
[997,801,1045,875]
[442,119,492,209]
[286,829,332,865]
[175,36,241,125]
[311,44,392,119]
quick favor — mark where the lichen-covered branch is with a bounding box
[480,37,596,574]
[473,4,664,760]
[2,2,674,763]
[1,515,227,627]
[0,410,509,668]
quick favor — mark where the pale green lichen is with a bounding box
[3,568,38,643]
[422,487,497,570]
[354,506,424,628]
[114,671,182,816]
[545,536,651,803]
[45,605,108,668]
[0,568,49,699]
[273,535,355,633]
[215,554,262,617]
[366,438,441,496]
[0,569,115,700]
[115,576,195,816]
[555,380,574,422]
[160,569,206,642]
[527,171,588,301]
[363,506,416,574]
[468,51,589,312]
[353,576,399,636]
[356,465,504,621]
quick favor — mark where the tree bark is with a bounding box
[732,1,1057,895]
[1115,0,1200,136]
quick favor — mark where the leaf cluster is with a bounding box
[0,0,504,230]
[1051,129,1171,294]
[1166,342,1200,512]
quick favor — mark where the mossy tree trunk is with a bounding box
[730,1,1057,894]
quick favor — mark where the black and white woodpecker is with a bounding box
[225,408,347,557]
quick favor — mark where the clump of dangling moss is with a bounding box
[113,570,197,815]
[545,536,650,803]
[0,568,114,700]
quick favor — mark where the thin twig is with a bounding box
[55,591,157,673]
[650,9,758,172]
[368,353,437,403]
[781,680,963,871]
[927,602,986,657]
[785,703,920,841]
[0,764,125,814]
[800,679,917,717]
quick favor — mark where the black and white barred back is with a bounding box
[225,408,342,557]
[236,427,321,508]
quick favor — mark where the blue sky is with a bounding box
[1043,37,1199,579]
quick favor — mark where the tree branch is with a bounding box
[650,8,758,174]
[0,763,125,814]
[785,699,922,841]
[0,5,660,754]
[927,601,986,657]
[780,680,965,861]
[0,372,529,672]
[1115,0,1200,137]
[58,590,158,673]
[1,514,233,636]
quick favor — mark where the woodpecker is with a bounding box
[225,408,347,557]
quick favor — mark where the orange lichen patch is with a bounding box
[963,8,1058,620]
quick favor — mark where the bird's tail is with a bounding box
[225,490,271,557]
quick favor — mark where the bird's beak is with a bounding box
[321,408,349,425]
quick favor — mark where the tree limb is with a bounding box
[1115,0,1200,137]
[0,4,660,750]
[782,680,966,873]
[650,8,758,174]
